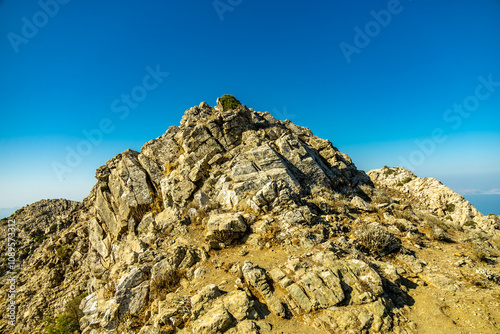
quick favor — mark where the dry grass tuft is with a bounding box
[356,223,401,257]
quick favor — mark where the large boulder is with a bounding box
[206,213,247,243]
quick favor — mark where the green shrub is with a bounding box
[446,203,456,212]
[396,182,404,187]
[464,221,476,228]
[65,292,88,328]
[35,235,46,243]
[383,166,396,176]
[43,292,88,334]
[19,250,29,261]
[43,315,74,334]
[56,245,71,261]
[402,176,412,184]
[49,224,57,234]
[219,94,241,111]
[41,210,48,215]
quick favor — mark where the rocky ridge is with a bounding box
[0,98,499,333]
[368,167,499,234]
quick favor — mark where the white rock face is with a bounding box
[205,213,247,243]
[368,167,499,234]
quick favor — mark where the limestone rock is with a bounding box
[351,196,370,211]
[193,304,233,334]
[206,213,247,243]
[242,262,286,318]
[191,284,223,319]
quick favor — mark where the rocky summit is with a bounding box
[1,97,500,334]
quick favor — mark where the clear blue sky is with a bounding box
[1,0,499,213]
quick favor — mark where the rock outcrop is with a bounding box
[0,98,499,334]
[368,166,500,235]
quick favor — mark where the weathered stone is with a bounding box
[285,283,313,313]
[351,196,370,211]
[138,325,160,334]
[222,290,259,321]
[97,149,154,239]
[100,299,120,328]
[275,134,334,188]
[242,262,286,318]
[137,212,155,235]
[229,320,260,334]
[397,254,426,274]
[192,304,233,334]
[115,266,148,296]
[128,282,149,316]
[191,284,223,319]
[206,213,247,243]
[161,176,196,206]
[88,217,109,258]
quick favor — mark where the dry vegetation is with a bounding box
[355,222,401,257]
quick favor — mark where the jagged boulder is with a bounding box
[206,213,247,244]
[94,149,155,240]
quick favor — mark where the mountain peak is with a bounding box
[1,100,499,333]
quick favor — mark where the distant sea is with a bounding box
[464,194,500,216]
[0,207,19,219]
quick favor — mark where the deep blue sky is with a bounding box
[1,0,500,214]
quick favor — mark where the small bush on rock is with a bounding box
[35,234,46,243]
[150,262,182,299]
[56,245,71,262]
[402,176,412,184]
[356,223,401,257]
[43,292,88,334]
[446,203,456,212]
[219,94,241,111]
[464,220,476,228]
[383,166,396,175]
[49,224,57,234]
